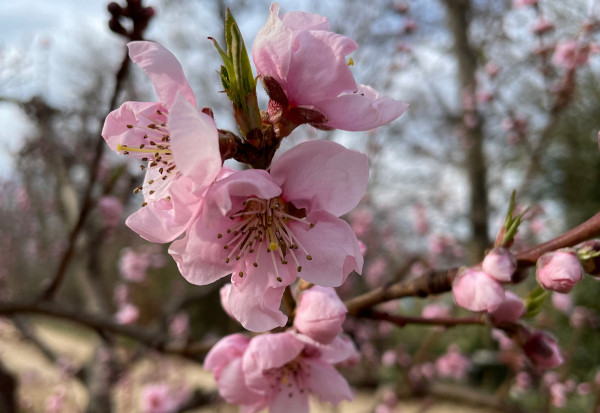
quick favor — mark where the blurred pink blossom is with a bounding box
[45,387,66,413]
[513,0,537,7]
[115,303,139,325]
[549,382,567,408]
[349,209,373,237]
[139,383,180,413]
[485,62,499,77]
[98,196,123,228]
[435,345,471,381]
[552,40,590,69]
[551,292,573,314]
[492,328,514,351]
[523,331,563,368]
[422,303,450,319]
[381,350,397,367]
[169,313,189,340]
[532,18,554,35]
[489,291,525,324]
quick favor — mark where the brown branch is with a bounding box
[0,300,210,362]
[37,50,132,301]
[363,310,485,328]
[346,211,600,316]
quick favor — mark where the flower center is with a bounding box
[264,358,309,398]
[218,197,313,282]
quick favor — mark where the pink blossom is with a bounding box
[452,267,505,312]
[169,140,366,332]
[522,331,564,368]
[102,41,221,243]
[551,292,573,314]
[549,382,567,408]
[115,303,139,325]
[98,196,123,227]
[219,283,235,319]
[118,246,165,283]
[435,345,471,381]
[169,312,189,340]
[366,256,388,288]
[536,249,583,293]
[294,286,347,344]
[140,383,180,413]
[204,332,356,412]
[421,303,450,319]
[381,350,397,367]
[491,328,514,351]
[253,4,408,131]
[552,40,590,69]
[513,0,537,8]
[514,372,531,393]
[485,62,499,77]
[358,240,367,257]
[482,247,516,282]
[577,382,591,395]
[532,18,554,35]
[349,209,373,237]
[489,291,525,324]
[113,283,129,306]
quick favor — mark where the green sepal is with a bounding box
[523,285,549,318]
[211,9,261,141]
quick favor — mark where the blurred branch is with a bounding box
[362,310,484,327]
[346,211,600,315]
[36,49,131,301]
[0,300,211,362]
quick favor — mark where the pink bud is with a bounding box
[483,247,516,282]
[536,249,583,293]
[523,331,564,368]
[490,291,525,324]
[452,268,505,312]
[294,286,347,344]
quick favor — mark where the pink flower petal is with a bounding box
[252,4,294,88]
[204,334,250,380]
[102,101,164,155]
[216,358,266,408]
[318,85,409,131]
[289,211,363,287]
[228,272,288,332]
[286,30,358,105]
[168,212,232,285]
[126,176,201,243]
[270,140,369,217]
[168,94,221,192]
[304,359,354,405]
[280,10,329,31]
[243,333,305,394]
[269,382,309,413]
[128,41,196,108]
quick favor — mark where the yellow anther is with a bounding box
[347,57,355,66]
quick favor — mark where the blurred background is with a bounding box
[0,0,599,412]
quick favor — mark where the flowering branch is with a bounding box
[346,211,600,316]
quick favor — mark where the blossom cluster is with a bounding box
[101,3,407,410]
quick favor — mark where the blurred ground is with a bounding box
[0,318,503,413]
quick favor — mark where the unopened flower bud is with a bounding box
[522,331,564,368]
[536,249,583,293]
[482,247,516,282]
[294,286,347,344]
[489,291,525,324]
[452,268,505,312]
